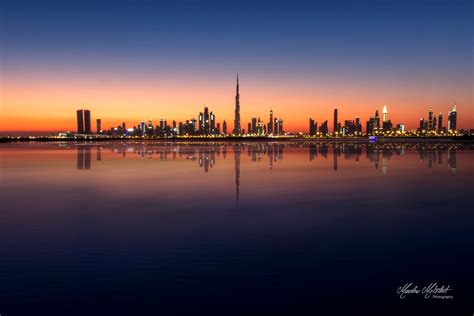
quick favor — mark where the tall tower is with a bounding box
[223,120,227,135]
[83,110,91,134]
[428,107,433,130]
[268,108,273,135]
[204,106,210,134]
[448,103,457,131]
[438,113,443,131]
[76,109,91,134]
[76,110,84,134]
[233,74,241,135]
[382,105,388,122]
[333,108,338,135]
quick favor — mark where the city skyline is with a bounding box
[1,0,472,135]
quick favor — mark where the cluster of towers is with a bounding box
[247,109,284,136]
[76,75,462,137]
[309,108,363,136]
[419,104,456,132]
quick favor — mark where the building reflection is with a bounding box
[76,146,91,170]
[69,142,469,203]
[71,142,467,174]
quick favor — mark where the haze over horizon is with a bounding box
[1,0,473,134]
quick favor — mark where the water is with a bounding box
[1,141,473,315]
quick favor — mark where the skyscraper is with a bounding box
[382,105,388,122]
[428,107,433,130]
[199,112,204,132]
[223,120,227,135]
[309,118,317,136]
[233,74,241,135]
[278,119,283,135]
[419,118,424,130]
[251,117,257,134]
[448,103,457,131]
[76,109,91,134]
[96,119,101,134]
[333,108,338,135]
[375,110,380,128]
[76,110,84,134]
[268,108,273,134]
[210,111,215,134]
[204,106,210,134]
[83,110,91,134]
[438,113,443,131]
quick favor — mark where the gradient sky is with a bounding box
[1,0,472,134]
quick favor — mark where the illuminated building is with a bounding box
[96,119,101,134]
[278,119,283,135]
[199,112,204,132]
[210,111,215,133]
[233,74,241,135]
[333,108,338,135]
[428,107,433,130]
[382,105,388,122]
[419,118,424,130]
[438,113,443,131]
[204,107,210,134]
[268,109,273,134]
[448,103,457,131]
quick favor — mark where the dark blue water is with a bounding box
[0,141,473,315]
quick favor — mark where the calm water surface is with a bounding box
[1,141,473,315]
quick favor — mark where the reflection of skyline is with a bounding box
[71,142,468,204]
[72,142,467,175]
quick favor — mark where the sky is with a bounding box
[1,0,472,134]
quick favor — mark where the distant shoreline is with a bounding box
[1,136,473,144]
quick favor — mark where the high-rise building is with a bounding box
[210,111,215,133]
[76,110,84,134]
[309,118,317,135]
[233,74,241,135]
[438,113,443,131]
[247,123,252,134]
[319,120,328,136]
[83,110,91,134]
[333,108,338,135]
[382,105,388,122]
[355,116,362,134]
[96,119,101,134]
[375,110,380,128]
[199,112,204,132]
[278,119,283,135]
[432,116,437,132]
[419,118,424,130]
[428,107,433,130]
[448,103,457,131]
[223,120,227,135]
[76,109,91,134]
[251,117,257,134]
[204,107,210,134]
[274,118,279,135]
[268,109,273,134]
